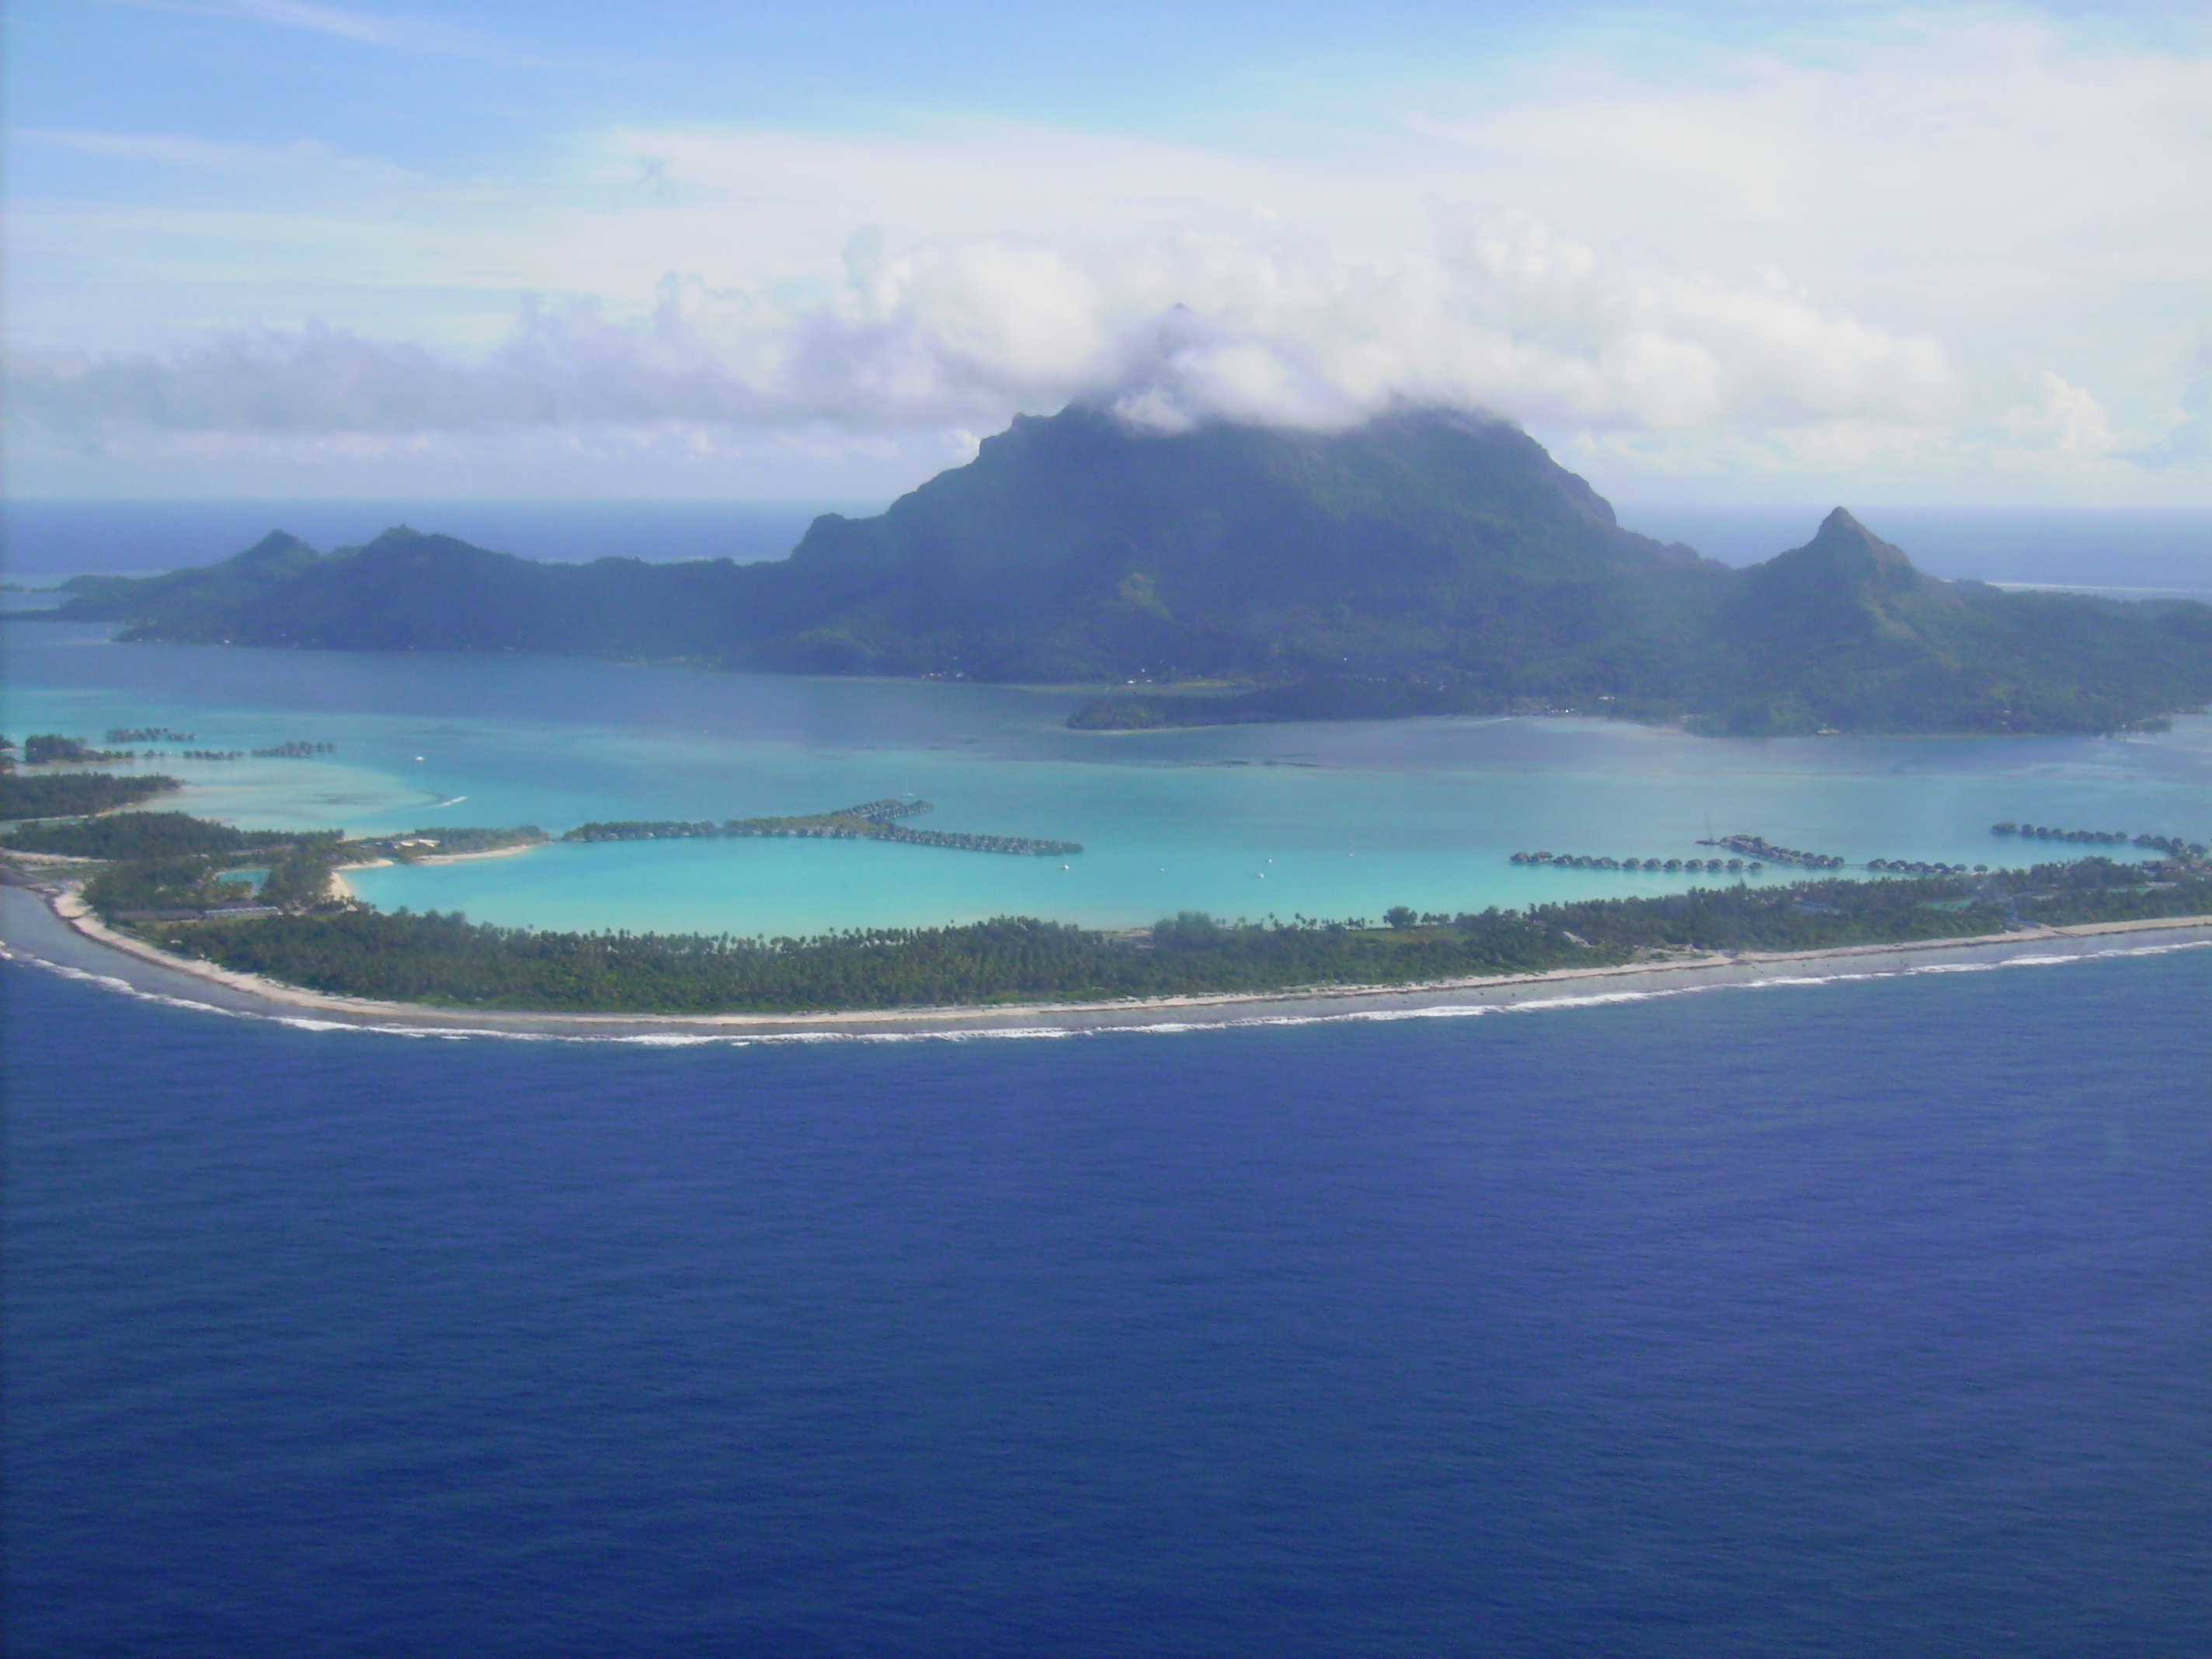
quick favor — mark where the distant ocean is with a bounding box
[5,495,2210,1655]
[0,499,885,580]
[5,941,2208,1657]
[5,499,2208,595]
[1616,504,2212,596]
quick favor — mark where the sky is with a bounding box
[5,0,2210,505]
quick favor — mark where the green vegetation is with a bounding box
[53,529,324,638]
[0,771,180,819]
[22,734,134,764]
[16,817,543,916]
[83,857,263,917]
[256,842,346,909]
[100,856,2210,1015]
[39,409,2212,737]
[77,836,345,916]
[350,826,548,860]
[1067,680,1503,729]
[1,811,332,860]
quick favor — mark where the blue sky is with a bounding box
[6,0,2209,503]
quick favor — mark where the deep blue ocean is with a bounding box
[6,944,2209,1657]
[7,496,2211,1653]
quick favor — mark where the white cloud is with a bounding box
[2005,372,2117,457]
[2124,343,2212,469]
[7,14,2208,499]
[4,415,972,500]
[5,209,1964,447]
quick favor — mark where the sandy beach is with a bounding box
[5,871,2205,1042]
[340,841,544,872]
[329,839,543,900]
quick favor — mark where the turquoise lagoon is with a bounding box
[6,620,2209,937]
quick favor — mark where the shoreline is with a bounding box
[331,838,544,898]
[341,840,544,871]
[10,616,2196,743]
[5,876,2207,1041]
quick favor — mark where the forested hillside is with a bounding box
[44,406,2212,736]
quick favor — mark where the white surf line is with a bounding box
[5,906,2206,1048]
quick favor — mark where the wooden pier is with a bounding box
[563,798,1082,857]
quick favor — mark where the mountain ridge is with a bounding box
[42,406,2212,736]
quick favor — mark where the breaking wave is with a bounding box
[5,932,2205,1049]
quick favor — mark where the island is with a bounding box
[0,722,346,819]
[37,405,2212,736]
[0,810,548,916]
[0,765,182,819]
[5,795,2207,1017]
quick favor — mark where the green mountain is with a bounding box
[55,530,322,642]
[46,406,2212,735]
[1701,509,2212,735]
